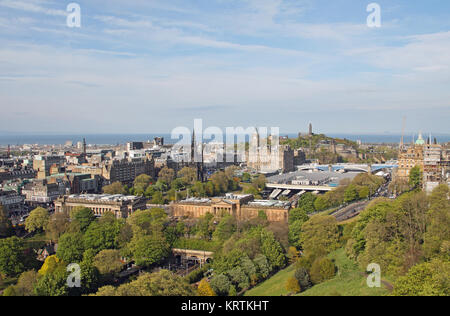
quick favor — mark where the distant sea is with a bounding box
[0,133,449,146]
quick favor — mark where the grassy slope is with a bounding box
[245,248,390,296]
[245,264,296,296]
[298,248,389,296]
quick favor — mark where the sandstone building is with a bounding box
[55,194,147,218]
[171,193,290,223]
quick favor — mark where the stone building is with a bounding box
[33,155,65,179]
[102,156,154,185]
[54,194,147,218]
[171,193,290,223]
[0,190,25,211]
[22,179,66,203]
[397,132,448,192]
[423,142,443,192]
[397,133,426,180]
[246,130,295,173]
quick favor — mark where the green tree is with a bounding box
[260,230,286,270]
[151,191,165,205]
[392,259,449,296]
[289,208,309,225]
[129,234,170,267]
[344,184,359,203]
[93,270,193,296]
[127,208,168,236]
[158,167,175,184]
[70,207,96,232]
[212,215,236,242]
[103,181,126,195]
[133,174,152,195]
[196,213,215,240]
[310,257,336,284]
[34,266,68,296]
[211,274,231,296]
[228,267,249,291]
[178,167,197,185]
[294,267,312,291]
[408,165,422,190]
[25,207,49,233]
[288,220,304,249]
[314,196,330,212]
[0,236,26,277]
[252,174,266,191]
[297,193,317,214]
[358,186,370,199]
[0,205,12,237]
[46,211,70,241]
[56,232,85,263]
[300,215,339,261]
[13,270,39,296]
[83,213,122,253]
[93,249,123,282]
[423,185,450,260]
[77,257,100,295]
[253,254,272,279]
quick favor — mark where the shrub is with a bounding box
[310,257,336,284]
[197,279,216,296]
[294,267,312,291]
[286,276,301,294]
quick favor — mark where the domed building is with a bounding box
[397,131,425,180]
[415,132,426,146]
[397,130,446,193]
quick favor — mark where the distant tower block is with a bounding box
[83,138,87,156]
[308,123,313,136]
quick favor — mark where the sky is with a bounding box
[0,0,449,135]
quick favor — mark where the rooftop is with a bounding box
[66,194,142,202]
[268,170,360,186]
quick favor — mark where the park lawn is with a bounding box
[297,248,389,296]
[244,264,296,296]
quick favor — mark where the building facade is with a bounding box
[0,190,25,211]
[54,194,147,218]
[171,193,290,223]
[102,156,154,185]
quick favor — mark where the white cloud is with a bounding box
[0,0,66,16]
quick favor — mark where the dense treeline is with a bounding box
[343,184,449,295]
[314,173,385,211]
[103,166,246,204]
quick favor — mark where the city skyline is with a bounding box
[1,0,450,134]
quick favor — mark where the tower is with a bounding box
[191,130,204,182]
[83,138,87,156]
[308,123,313,136]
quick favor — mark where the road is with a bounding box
[330,180,391,222]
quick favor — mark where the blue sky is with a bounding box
[0,0,449,134]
